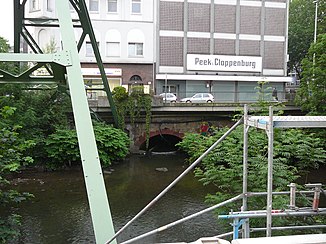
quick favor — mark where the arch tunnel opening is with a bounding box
[139,134,182,153]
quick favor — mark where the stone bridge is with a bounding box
[89,100,302,153]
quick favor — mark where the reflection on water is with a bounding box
[9,153,222,244]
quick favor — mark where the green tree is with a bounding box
[177,126,325,232]
[288,0,325,78]
[295,33,326,115]
[0,106,34,243]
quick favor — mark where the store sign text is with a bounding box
[187,54,262,72]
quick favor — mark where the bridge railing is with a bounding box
[86,90,297,108]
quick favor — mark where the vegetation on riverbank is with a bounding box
[0,37,131,242]
[177,114,325,235]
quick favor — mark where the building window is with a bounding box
[106,42,120,57]
[130,75,142,83]
[108,0,117,13]
[89,0,99,11]
[128,43,143,57]
[30,0,40,11]
[132,0,141,14]
[86,42,99,57]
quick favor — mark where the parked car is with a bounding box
[159,93,177,103]
[180,93,214,103]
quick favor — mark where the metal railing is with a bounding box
[85,89,297,106]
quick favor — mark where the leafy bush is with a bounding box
[177,125,325,231]
[0,106,34,242]
[45,122,130,168]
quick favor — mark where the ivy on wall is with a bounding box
[112,86,152,150]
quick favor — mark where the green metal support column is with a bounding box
[56,0,116,243]
[75,0,119,128]
[14,0,23,53]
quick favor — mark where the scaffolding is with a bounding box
[108,105,326,244]
[242,105,326,237]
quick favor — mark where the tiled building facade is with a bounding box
[156,0,292,102]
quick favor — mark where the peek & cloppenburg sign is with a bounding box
[187,54,262,72]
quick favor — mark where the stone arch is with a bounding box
[137,129,184,152]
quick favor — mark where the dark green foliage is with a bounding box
[0,87,72,162]
[45,122,130,168]
[295,34,326,115]
[0,106,34,243]
[177,125,325,230]
[288,0,326,78]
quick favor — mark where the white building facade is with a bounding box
[26,0,156,96]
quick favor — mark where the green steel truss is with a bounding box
[0,0,117,243]
[11,0,119,127]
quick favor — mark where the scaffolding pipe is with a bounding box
[242,104,250,238]
[106,118,244,244]
[218,208,326,219]
[266,106,274,237]
[288,183,296,209]
[215,231,234,238]
[246,190,315,197]
[120,194,243,244]
[251,224,326,232]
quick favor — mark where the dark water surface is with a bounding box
[10,153,223,244]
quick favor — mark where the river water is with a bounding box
[8,153,326,243]
[9,153,223,244]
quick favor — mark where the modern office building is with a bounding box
[156,0,292,102]
[26,0,156,97]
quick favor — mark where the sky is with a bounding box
[0,1,14,45]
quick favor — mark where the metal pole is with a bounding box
[164,73,167,103]
[218,208,326,219]
[56,1,116,243]
[288,183,296,209]
[314,0,318,44]
[242,104,250,238]
[120,195,243,244]
[14,0,23,53]
[233,218,239,240]
[312,0,318,90]
[106,118,244,243]
[247,190,314,197]
[251,224,326,232]
[78,0,119,128]
[266,106,274,237]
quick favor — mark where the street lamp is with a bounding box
[313,0,318,44]
[311,0,318,97]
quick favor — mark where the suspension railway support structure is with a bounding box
[0,0,117,243]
